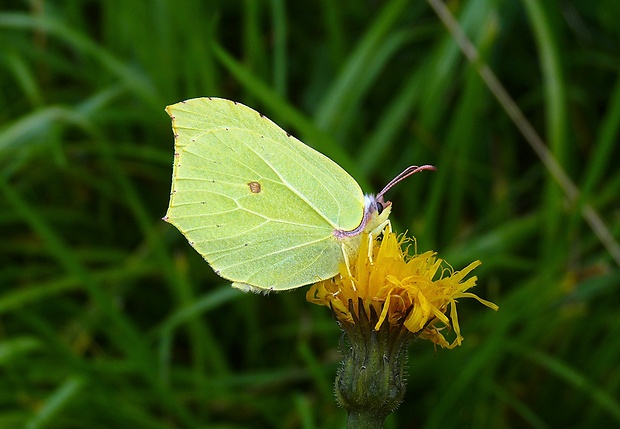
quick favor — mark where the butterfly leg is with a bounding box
[367,220,391,264]
[339,244,357,291]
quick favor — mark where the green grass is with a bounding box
[1,0,619,428]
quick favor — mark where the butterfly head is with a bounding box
[364,164,437,233]
[364,194,390,216]
[334,164,436,240]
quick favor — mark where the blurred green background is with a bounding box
[2,0,619,428]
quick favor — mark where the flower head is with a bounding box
[307,230,498,348]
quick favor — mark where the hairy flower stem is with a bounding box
[346,410,389,429]
[335,299,415,428]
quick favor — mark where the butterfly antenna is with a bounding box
[377,164,437,200]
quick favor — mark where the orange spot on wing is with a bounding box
[248,181,262,194]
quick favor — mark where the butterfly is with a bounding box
[163,98,435,292]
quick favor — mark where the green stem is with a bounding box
[347,409,387,429]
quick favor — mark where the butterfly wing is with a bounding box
[164,98,365,290]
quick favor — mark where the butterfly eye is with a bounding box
[376,201,384,215]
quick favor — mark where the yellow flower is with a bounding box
[307,231,498,348]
